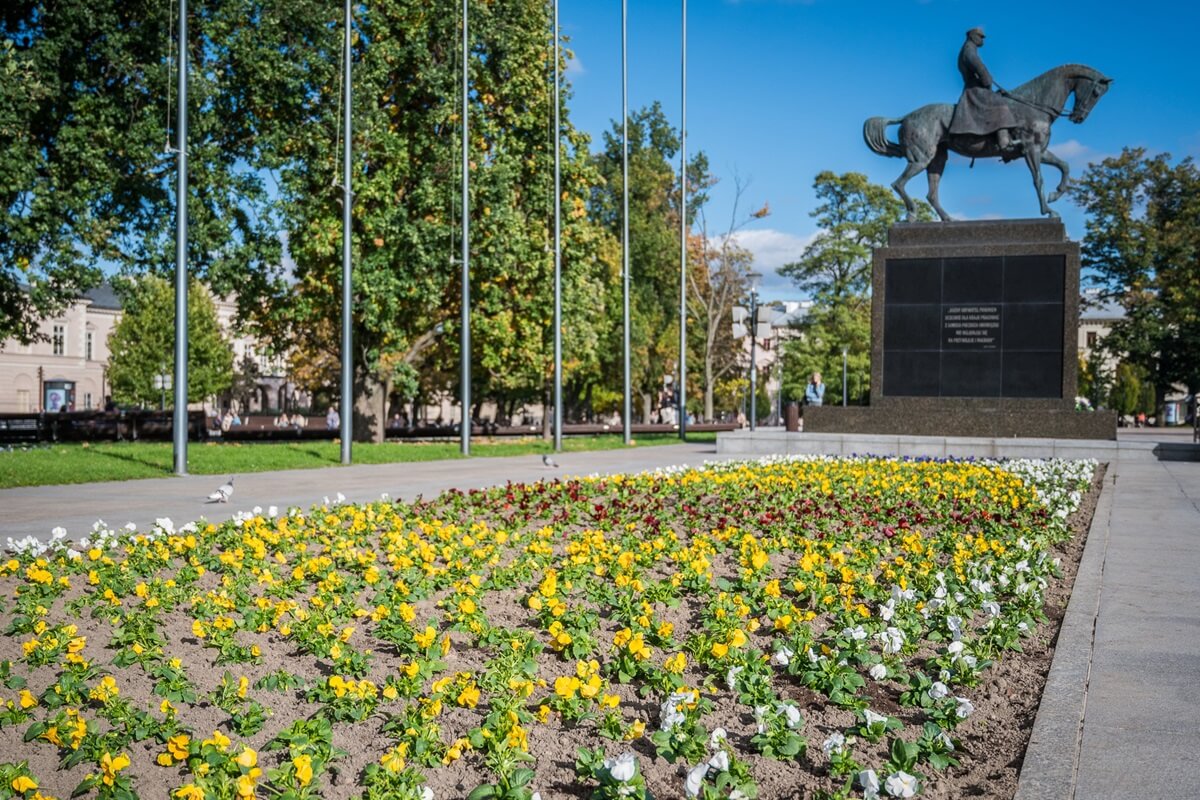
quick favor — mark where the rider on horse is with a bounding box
[948,28,1020,156]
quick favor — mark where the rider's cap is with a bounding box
[967,27,985,39]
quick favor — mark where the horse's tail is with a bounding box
[863,117,905,158]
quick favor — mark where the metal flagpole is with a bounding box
[552,0,563,452]
[749,288,758,431]
[621,0,631,446]
[172,0,189,476]
[460,0,471,456]
[340,0,353,465]
[678,0,687,440]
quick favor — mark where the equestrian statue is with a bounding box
[863,28,1111,221]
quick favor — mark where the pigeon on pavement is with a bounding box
[206,477,235,503]
[542,454,559,469]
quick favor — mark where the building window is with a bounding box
[52,324,65,356]
[86,331,94,361]
[1086,331,1098,348]
[84,392,93,410]
[17,390,31,412]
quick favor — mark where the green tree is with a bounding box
[1,1,285,347]
[107,276,233,407]
[592,103,707,422]
[237,0,614,440]
[1073,148,1200,424]
[780,172,913,405]
[1107,362,1142,417]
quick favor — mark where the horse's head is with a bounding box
[1069,70,1112,123]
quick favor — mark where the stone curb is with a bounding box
[1013,464,1115,800]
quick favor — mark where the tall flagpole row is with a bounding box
[172,0,189,476]
[552,0,563,452]
[460,0,471,456]
[340,0,353,464]
[678,0,687,440]
[621,0,631,446]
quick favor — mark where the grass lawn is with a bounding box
[0,433,715,489]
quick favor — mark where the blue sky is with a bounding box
[559,0,1200,301]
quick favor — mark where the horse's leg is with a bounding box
[893,160,928,222]
[925,146,951,222]
[1041,148,1071,203]
[1023,147,1056,218]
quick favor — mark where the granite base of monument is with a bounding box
[805,218,1117,441]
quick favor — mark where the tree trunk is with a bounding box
[703,351,715,424]
[542,386,552,441]
[641,392,652,425]
[353,372,386,443]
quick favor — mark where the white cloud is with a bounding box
[728,228,815,272]
[565,52,584,76]
[1051,139,1110,168]
[727,228,816,301]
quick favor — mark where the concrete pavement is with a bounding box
[0,443,723,540]
[1016,457,1200,800]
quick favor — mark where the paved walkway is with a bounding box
[3,436,1198,799]
[0,443,722,541]
[1016,457,1200,800]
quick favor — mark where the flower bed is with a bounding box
[0,456,1096,800]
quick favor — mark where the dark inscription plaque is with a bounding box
[883,255,1064,398]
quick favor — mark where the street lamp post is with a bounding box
[154,372,172,411]
[748,271,761,431]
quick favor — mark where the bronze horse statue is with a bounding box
[864,64,1111,221]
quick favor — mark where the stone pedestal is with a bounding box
[805,219,1116,440]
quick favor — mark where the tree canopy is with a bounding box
[106,275,233,406]
[780,172,909,406]
[1072,147,1200,417]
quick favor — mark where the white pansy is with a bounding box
[776,701,802,729]
[885,770,919,798]
[955,696,975,719]
[869,663,888,680]
[771,646,793,667]
[753,705,769,734]
[946,616,963,640]
[155,517,175,534]
[660,707,685,731]
[726,665,743,691]
[982,601,1001,617]
[863,709,889,728]
[268,505,279,518]
[879,599,895,621]
[859,769,881,800]
[605,752,638,783]
[928,681,949,700]
[709,728,728,749]
[878,626,905,654]
[420,788,434,800]
[684,764,708,798]
[707,750,730,772]
[822,733,846,756]
[842,625,867,641]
